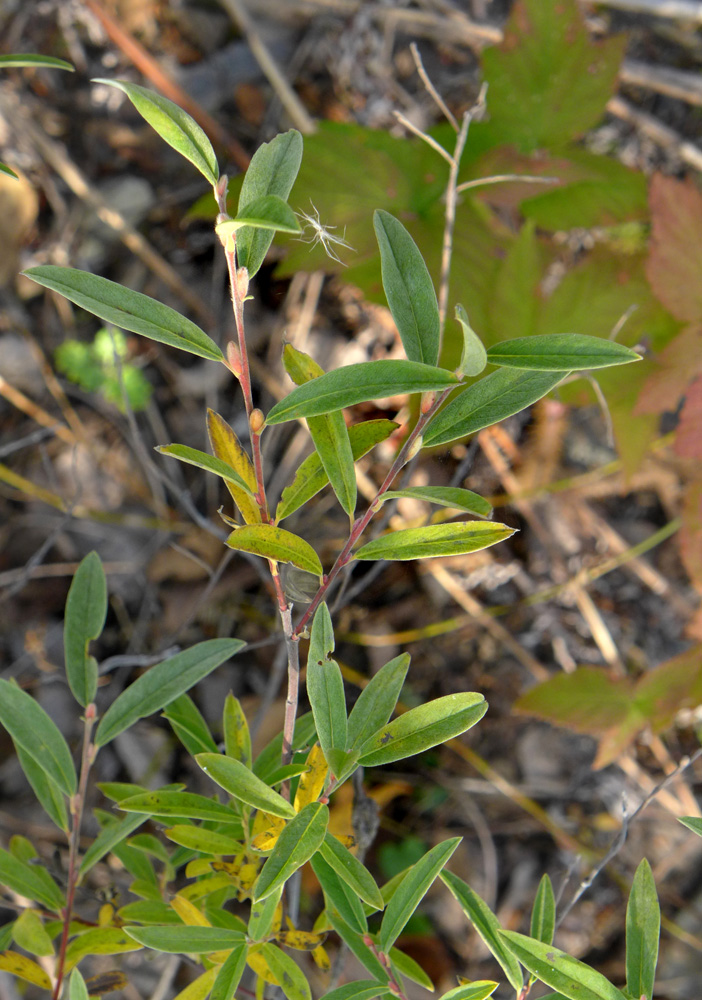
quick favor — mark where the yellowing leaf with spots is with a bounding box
[251,811,287,853]
[208,410,261,524]
[312,945,331,970]
[247,946,279,986]
[170,894,210,926]
[277,929,328,952]
[172,967,217,1000]
[293,744,328,812]
[0,951,52,990]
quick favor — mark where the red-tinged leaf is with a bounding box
[207,410,261,524]
[634,324,702,416]
[646,174,702,322]
[674,375,702,460]
[354,522,515,562]
[633,645,702,735]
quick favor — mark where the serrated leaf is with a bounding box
[24,266,224,362]
[65,928,142,970]
[0,54,74,70]
[13,910,54,957]
[94,79,218,185]
[346,654,409,752]
[95,639,244,746]
[64,551,105,706]
[276,418,397,522]
[354,521,514,562]
[223,693,252,768]
[225,525,322,578]
[118,790,243,825]
[500,930,626,1000]
[306,604,347,763]
[211,942,248,1000]
[376,487,491,519]
[162,694,218,757]
[258,942,312,1000]
[124,925,245,953]
[157,443,254,496]
[207,410,261,524]
[424,368,567,447]
[267,361,458,424]
[319,983,391,1000]
[625,859,659,1000]
[0,951,52,990]
[531,874,556,945]
[455,305,487,378]
[486,334,640,371]
[358,693,487,767]
[164,826,244,855]
[0,680,76,796]
[253,802,329,901]
[320,833,384,910]
[15,744,69,832]
[196,753,296,818]
[374,210,439,366]
[441,872,523,992]
[379,838,460,952]
[79,812,150,880]
[237,130,303,277]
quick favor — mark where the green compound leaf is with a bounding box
[15,745,69,833]
[24,266,224,362]
[258,942,312,1000]
[237,129,303,277]
[374,209,439,367]
[500,931,627,1000]
[376,487,492,519]
[530,873,556,946]
[266,360,459,424]
[276,419,397,522]
[441,871,523,993]
[319,833,384,910]
[156,444,254,495]
[195,753,296,819]
[0,680,76,796]
[124,925,245,954]
[311,852,368,933]
[119,790,243,825]
[253,802,329,901]
[163,693,219,757]
[64,551,106,707]
[625,858,659,1000]
[354,521,515,562]
[0,54,73,70]
[211,942,247,1000]
[225,524,323,578]
[455,305,487,378]
[95,639,244,747]
[0,848,64,911]
[486,334,641,371]
[358,692,487,768]
[79,812,149,880]
[223,195,300,234]
[424,368,567,448]
[93,79,218,185]
[379,838,460,953]
[163,825,244,855]
[307,604,347,763]
[319,982,392,1000]
[346,654,409,752]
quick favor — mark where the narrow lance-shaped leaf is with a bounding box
[354,521,514,562]
[13,909,54,957]
[346,653,409,752]
[248,886,283,941]
[24,266,225,362]
[0,848,65,912]
[530,873,556,946]
[320,833,384,910]
[95,639,245,746]
[225,524,323,579]
[162,694,219,757]
[500,931,627,1000]
[211,942,248,1000]
[195,753,296,819]
[0,680,76,796]
[266,360,459,424]
[164,825,244,855]
[486,334,641,371]
[679,816,702,838]
[455,305,487,378]
[374,210,439,366]
[307,604,347,764]
[258,942,312,1000]
[64,551,106,707]
[358,692,487,768]
[437,984,498,1000]
[326,911,388,982]
[79,812,149,880]
[0,54,74,70]
[625,858,659,1000]
[118,790,243,825]
[0,162,19,179]
[157,444,254,496]
[441,871,523,993]
[15,745,69,833]
[424,368,568,448]
[376,487,491,519]
[0,952,52,990]
[124,925,245,953]
[93,79,218,185]
[253,802,329,901]
[68,969,89,1000]
[217,195,300,240]
[311,852,368,933]
[318,982,392,1000]
[207,410,260,524]
[379,838,460,952]
[223,693,252,768]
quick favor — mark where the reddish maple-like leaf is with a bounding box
[635,324,702,415]
[646,174,702,323]
[674,376,702,460]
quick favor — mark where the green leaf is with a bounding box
[225,525,322,578]
[455,305,487,378]
[64,551,106,707]
[118,790,243,825]
[223,693,252,769]
[379,838,460,952]
[93,80,218,185]
[346,654,409,752]
[164,825,244,855]
[0,162,19,179]
[15,745,69,832]
[441,871,523,992]
[227,195,300,233]
[195,753,296,818]
[319,982,392,1000]
[79,812,149,879]
[530,874,556,945]
[162,694,218,756]
[424,368,567,448]
[65,928,142,969]
[354,521,514,562]
[311,852,368,933]
[307,604,347,763]
[266,361,459,424]
[389,946,434,990]
[625,859,659,1000]
[13,910,54,957]
[253,712,317,783]
[276,419,397,522]
[376,487,491,519]
[95,639,244,746]
[500,930,627,1000]
[0,54,74,70]
[124,926,245,953]
[68,969,89,1000]
[319,833,384,910]
[0,680,76,796]
[157,444,254,495]
[237,130,303,277]
[437,984,498,1000]
[259,942,312,1000]
[253,802,329,900]
[248,885,284,941]
[680,816,702,838]
[373,210,439,366]
[23,266,224,362]
[117,901,181,924]
[325,912,388,982]
[486,334,641,371]
[211,942,248,1000]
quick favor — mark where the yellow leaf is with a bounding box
[0,951,52,990]
[171,895,211,927]
[172,966,217,1000]
[180,874,235,901]
[250,811,286,853]
[237,862,259,893]
[208,410,261,524]
[247,947,279,986]
[293,744,328,813]
[277,929,328,952]
[98,904,115,928]
[185,859,214,878]
[312,945,331,970]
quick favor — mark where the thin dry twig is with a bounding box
[584,0,702,22]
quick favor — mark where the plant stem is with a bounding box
[52,705,97,1000]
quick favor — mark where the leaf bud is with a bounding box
[226,341,242,378]
[406,435,423,461]
[236,266,250,301]
[249,408,266,435]
[420,390,436,414]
